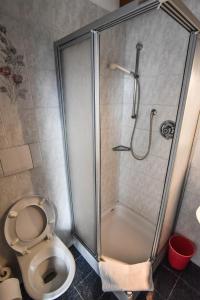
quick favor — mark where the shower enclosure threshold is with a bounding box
[101,204,155,264]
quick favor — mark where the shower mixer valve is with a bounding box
[160,120,176,139]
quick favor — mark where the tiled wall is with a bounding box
[100,23,126,213]
[176,125,200,266]
[0,0,106,267]
[89,0,119,11]
[118,10,189,225]
[100,8,189,226]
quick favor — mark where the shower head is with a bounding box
[136,43,143,51]
[108,63,133,75]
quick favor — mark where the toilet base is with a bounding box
[17,236,75,300]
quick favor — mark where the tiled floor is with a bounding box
[138,256,200,300]
[21,246,200,300]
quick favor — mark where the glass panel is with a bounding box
[61,36,96,254]
[100,9,189,263]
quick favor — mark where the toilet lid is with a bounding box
[4,196,56,255]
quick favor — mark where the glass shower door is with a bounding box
[59,33,99,255]
[99,8,189,264]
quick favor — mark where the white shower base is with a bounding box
[101,204,156,264]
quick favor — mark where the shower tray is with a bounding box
[101,204,155,264]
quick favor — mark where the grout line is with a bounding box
[74,252,81,261]
[75,269,94,289]
[178,277,200,296]
[167,276,180,300]
[82,269,94,282]
[74,269,104,300]
[162,263,182,279]
[75,254,81,261]
[74,286,85,300]
[154,289,164,299]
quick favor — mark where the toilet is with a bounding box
[4,195,75,300]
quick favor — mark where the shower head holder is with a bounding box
[136,42,143,51]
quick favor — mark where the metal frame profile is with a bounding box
[54,0,200,261]
[160,0,200,32]
[151,32,197,259]
[54,32,99,258]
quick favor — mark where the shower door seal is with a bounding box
[55,31,100,259]
[55,0,200,261]
[92,31,101,260]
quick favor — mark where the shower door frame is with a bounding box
[55,31,100,258]
[55,0,200,261]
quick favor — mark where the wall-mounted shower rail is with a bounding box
[134,43,143,79]
[132,43,143,119]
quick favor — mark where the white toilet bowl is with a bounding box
[4,196,75,300]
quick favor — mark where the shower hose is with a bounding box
[130,76,157,160]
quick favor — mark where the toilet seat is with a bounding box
[4,196,56,255]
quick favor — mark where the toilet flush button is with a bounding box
[8,211,18,218]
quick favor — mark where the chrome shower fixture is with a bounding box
[109,63,133,75]
[135,42,143,78]
[111,42,157,160]
[109,43,143,79]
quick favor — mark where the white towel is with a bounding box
[99,256,154,292]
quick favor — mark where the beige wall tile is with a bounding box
[0,0,106,268]
[29,143,42,167]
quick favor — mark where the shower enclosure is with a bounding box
[55,0,200,269]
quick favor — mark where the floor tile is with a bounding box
[59,284,74,299]
[76,270,104,300]
[70,245,81,260]
[99,292,118,300]
[162,255,183,277]
[169,279,200,300]
[59,286,83,300]
[72,255,93,286]
[181,261,200,294]
[153,265,178,299]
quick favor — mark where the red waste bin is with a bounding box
[168,235,195,270]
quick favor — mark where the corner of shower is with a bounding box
[55,0,200,297]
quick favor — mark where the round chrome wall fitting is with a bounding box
[160,120,176,140]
